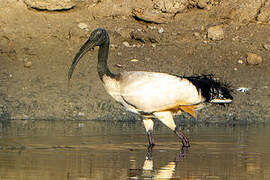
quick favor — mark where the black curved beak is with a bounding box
[68,39,96,80]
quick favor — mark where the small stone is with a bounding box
[115,64,123,68]
[136,44,142,48]
[263,44,270,50]
[110,44,118,50]
[257,0,270,23]
[130,59,139,62]
[24,61,32,68]
[158,27,164,34]
[145,57,151,61]
[130,29,160,43]
[246,53,263,65]
[78,23,89,31]
[78,123,84,128]
[237,87,250,93]
[117,52,122,56]
[203,40,208,44]
[151,44,157,48]
[23,0,76,11]
[148,26,156,30]
[153,0,188,14]
[201,26,205,31]
[197,0,209,9]
[207,25,224,41]
[194,32,200,37]
[123,41,131,47]
[78,112,85,116]
[238,59,244,64]
[116,28,133,39]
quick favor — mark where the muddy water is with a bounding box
[0,120,270,180]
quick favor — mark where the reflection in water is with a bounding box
[129,146,188,179]
[0,120,270,180]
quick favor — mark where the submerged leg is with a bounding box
[175,146,189,162]
[143,118,155,146]
[153,111,190,148]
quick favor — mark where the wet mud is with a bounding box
[0,1,270,123]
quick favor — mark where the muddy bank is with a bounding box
[0,0,270,124]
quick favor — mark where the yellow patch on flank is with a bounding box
[161,103,198,118]
[162,106,182,114]
[179,105,197,118]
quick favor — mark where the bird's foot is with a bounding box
[175,146,189,162]
[147,144,155,160]
[174,128,190,148]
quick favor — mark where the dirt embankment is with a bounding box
[0,0,269,124]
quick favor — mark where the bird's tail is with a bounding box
[183,74,233,104]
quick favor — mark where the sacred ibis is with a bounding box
[68,28,233,148]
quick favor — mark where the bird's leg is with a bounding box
[153,111,190,148]
[174,128,190,147]
[143,118,155,146]
[147,144,154,160]
[175,146,189,162]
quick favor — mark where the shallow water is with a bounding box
[0,120,270,180]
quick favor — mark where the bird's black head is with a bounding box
[89,28,109,46]
[68,28,109,80]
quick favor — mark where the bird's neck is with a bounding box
[97,40,116,81]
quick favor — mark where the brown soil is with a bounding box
[0,1,269,124]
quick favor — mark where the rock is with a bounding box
[130,29,160,43]
[237,87,250,93]
[246,53,263,65]
[130,59,139,62]
[194,32,200,38]
[237,59,244,64]
[207,25,224,41]
[115,28,134,40]
[78,112,85,116]
[91,0,153,17]
[197,0,209,9]
[23,0,76,11]
[219,0,264,23]
[153,0,188,14]
[110,44,118,50]
[158,27,164,34]
[263,44,270,50]
[257,0,270,23]
[114,63,123,68]
[148,26,157,30]
[131,8,171,24]
[123,41,134,48]
[78,23,89,31]
[24,60,32,68]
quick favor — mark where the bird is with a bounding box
[68,28,233,148]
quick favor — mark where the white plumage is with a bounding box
[104,71,203,113]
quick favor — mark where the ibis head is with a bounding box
[68,28,109,81]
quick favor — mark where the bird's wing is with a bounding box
[119,71,204,113]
